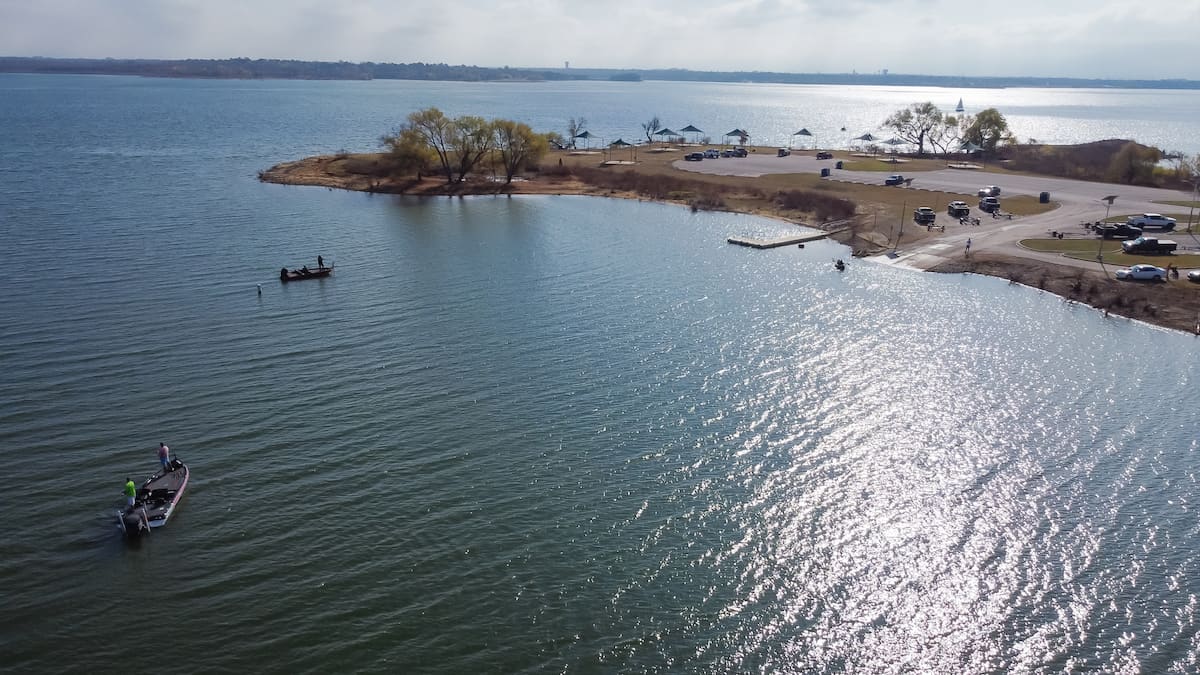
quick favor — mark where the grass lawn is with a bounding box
[1019,238,1200,267]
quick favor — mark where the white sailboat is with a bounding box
[955,98,965,113]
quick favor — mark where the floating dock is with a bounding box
[726,231,829,249]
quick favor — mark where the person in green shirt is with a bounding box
[124,477,136,508]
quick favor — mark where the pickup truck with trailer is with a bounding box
[1121,236,1178,254]
[979,196,1000,213]
[913,207,936,224]
[947,201,970,218]
[1094,222,1142,239]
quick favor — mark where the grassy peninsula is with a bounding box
[260,143,1200,335]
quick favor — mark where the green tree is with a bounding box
[642,115,661,144]
[380,128,436,176]
[494,120,548,183]
[882,102,945,155]
[961,108,1014,154]
[1105,142,1161,185]
[398,107,456,182]
[450,116,495,183]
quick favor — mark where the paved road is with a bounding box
[675,155,1199,271]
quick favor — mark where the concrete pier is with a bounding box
[726,231,828,249]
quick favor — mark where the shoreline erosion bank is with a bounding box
[260,152,1200,335]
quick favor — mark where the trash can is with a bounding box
[820,168,830,177]
[1039,191,1050,203]
[835,161,843,170]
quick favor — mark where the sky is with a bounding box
[2,0,1197,80]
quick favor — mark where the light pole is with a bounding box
[1186,179,1199,234]
[1098,196,1117,275]
[1101,194,1117,222]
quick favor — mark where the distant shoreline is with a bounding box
[3,57,1199,90]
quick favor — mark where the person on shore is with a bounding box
[124,477,136,508]
[158,442,170,471]
[317,255,325,270]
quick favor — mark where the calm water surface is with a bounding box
[2,75,1200,673]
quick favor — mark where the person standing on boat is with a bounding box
[317,255,325,270]
[124,477,136,508]
[158,442,171,471]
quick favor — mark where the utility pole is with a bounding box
[1186,179,1198,234]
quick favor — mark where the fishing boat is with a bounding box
[279,265,332,282]
[117,459,189,536]
[955,98,965,113]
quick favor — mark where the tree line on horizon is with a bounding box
[2,57,1198,89]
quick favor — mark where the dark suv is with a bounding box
[815,151,833,160]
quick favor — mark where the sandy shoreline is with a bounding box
[260,151,1200,335]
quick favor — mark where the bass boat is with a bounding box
[117,459,189,536]
[280,265,332,282]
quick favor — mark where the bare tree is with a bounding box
[567,117,587,149]
[882,102,945,156]
[642,116,661,144]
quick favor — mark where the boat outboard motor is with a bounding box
[122,509,149,536]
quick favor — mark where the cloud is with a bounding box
[0,0,1197,79]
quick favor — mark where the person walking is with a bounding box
[124,477,136,508]
[158,442,171,471]
[965,238,972,256]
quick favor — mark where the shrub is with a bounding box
[771,190,856,221]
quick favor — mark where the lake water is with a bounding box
[2,74,1200,673]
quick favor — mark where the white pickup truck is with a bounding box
[1125,213,1177,230]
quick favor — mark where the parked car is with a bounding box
[1094,222,1142,239]
[947,201,970,218]
[1126,213,1177,230]
[684,152,704,161]
[913,207,936,224]
[979,196,1000,213]
[816,151,833,160]
[777,148,791,157]
[1188,270,1200,283]
[731,147,748,157]
[884,174,906,186]
[720,150,735,158]
[1115,264,1167,281]
[703,149,720,159]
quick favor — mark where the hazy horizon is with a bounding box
[2,1,1197,81]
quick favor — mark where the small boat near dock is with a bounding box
[117,459,189,536]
